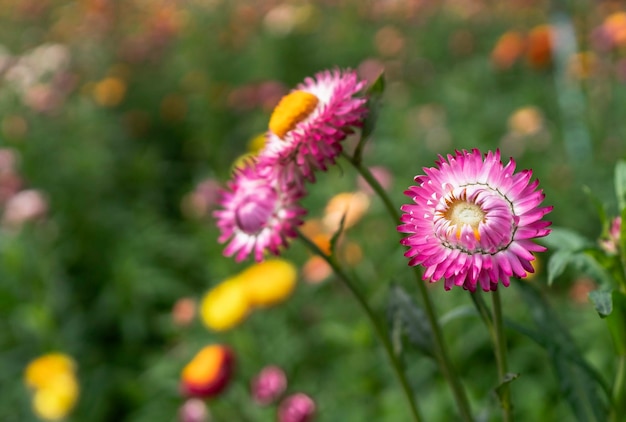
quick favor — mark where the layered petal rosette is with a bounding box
[398,149,552,292]
[260,69,368,186]
[214,163,306,262]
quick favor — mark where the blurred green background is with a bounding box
[0,0,624,420]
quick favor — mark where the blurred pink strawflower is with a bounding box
[600,216,621,255]
[398,149,552,292]
[260,69,368,186]
[214,163,306,262]
[178,398,210,422]
[251,365,287,406]
[2,189,48,229]
[277,393,316,422]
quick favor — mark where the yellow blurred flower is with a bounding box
[239,259,298,308]
[200,278,250,331]
[25,354,75,391]
[24,353,79,421]
[92,77,126,107]
[32,374,79,421]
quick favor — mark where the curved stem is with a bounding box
[343,153,474,422]
[297,231,423,422]
[492,288,514,422]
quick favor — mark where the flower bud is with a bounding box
[251,365,287,405]
[277,393,316,422]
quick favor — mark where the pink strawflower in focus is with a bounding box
[398,149,552,292]
[277,393,316,422]
[261,69,368,186]
[214,163,306,262]
[251,365,287,406]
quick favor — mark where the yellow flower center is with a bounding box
[269,90,319,138]
[443,199,486,241]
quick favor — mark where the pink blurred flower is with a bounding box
[356,166,393,196]
[214,163,306,262]
[398,149,552,292]
[600,216,621,255]
[2,189,48,229]
[277,393,316,422]
[178,398,210,422]
[251,365,287,406]
[181,179,221,220]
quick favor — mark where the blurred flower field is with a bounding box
[2,0,626,421]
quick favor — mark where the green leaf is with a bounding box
[494,372,520,399]
[542,227,592,251]
[329,211,347,255]
[386,284,435,358]
[511,282,610,421]
[547,249,575,285]
[354,72,385,162]
[615,160,626,212]
[588,289,613,318]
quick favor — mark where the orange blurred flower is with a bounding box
[181,345,234,398]
[323,192,370,233]
[92,77,126,107]
[526,25,553,69]
[491,31,526,70]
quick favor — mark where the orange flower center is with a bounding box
[269,90,319,138]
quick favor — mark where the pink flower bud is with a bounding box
[277,393,316,422]
[251,365,287,405]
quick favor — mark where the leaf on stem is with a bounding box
[386,284,435,358]
[588,288,613,318]
[510,282,609,422]
[329,211,348,256]
[353,72,385,163]
[494,372,520,400]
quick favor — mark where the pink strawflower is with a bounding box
[600,216,621,255]
[398,149,552,292]
[251,365,287,406]
[277,393,316,422]
[260,69,368,185]
[214,163,306,262]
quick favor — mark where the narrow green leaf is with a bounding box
[512,282,610,421]
[588,289,613,318]
[329,211,347,255]
[547,249,574,285]
[615,160,626,212]
[354,72,385,162]
[494,372,520,399]
[439,305,478,326]
[387,284,435,358]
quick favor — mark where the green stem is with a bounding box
[343,153,474,422]
[611,355,626,422]
[492,288,514,422]
[297,231,424,422]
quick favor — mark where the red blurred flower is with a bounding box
[180,345,234,399]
